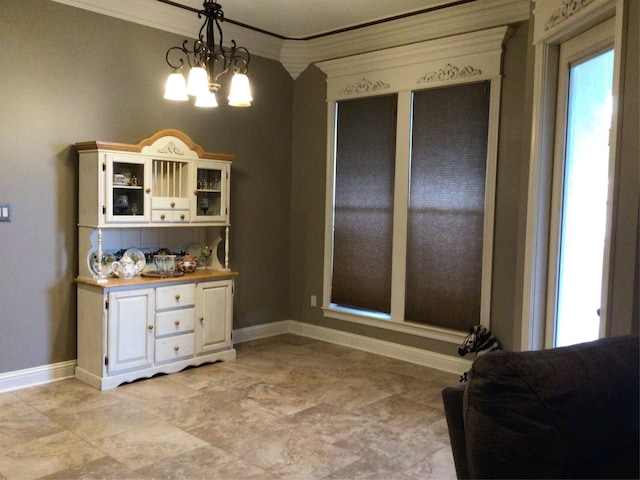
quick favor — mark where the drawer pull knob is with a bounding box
[148,325,154,330]
[160,214,166,220]
[199,317,204,322]
[170,201,175,208]
[146,188,151,193]
[175,294,181,300]
[180,214,185,220]
[174,345,180,351]
[174,320,180,326]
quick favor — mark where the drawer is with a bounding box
[156,308,195,337]
[152,210,190,223]
[155,333,194,363]
[156,284,195,310]
[151,197,190,210]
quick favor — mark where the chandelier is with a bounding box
[163,0,252,108]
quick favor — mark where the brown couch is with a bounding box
[442,335,639,479]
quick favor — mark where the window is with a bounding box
[406,82,490,331]
[318,28,507,340]
[332,95,397,315]
[522,0,624,350]
[552,39,614,347]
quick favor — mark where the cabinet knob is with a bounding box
[148,325,154,330]
[180,214,185,220]
[160,214,166,220]
[170,202,175,208]
[174,320,180,326]
[175,294,181,300]
[174,345,180,351]
[199,317,204,322]
[146,188,151,193]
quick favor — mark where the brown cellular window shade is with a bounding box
[332,94,397,314]
[405,82,490,330]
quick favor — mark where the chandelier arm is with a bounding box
[165,42,194,70]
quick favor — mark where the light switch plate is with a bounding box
[0,203,11,222]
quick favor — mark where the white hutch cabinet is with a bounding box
[74,130,237,390]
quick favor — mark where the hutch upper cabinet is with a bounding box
[76,129,232,227]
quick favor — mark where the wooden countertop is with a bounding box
[75,268,238,289]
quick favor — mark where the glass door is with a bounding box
[192,162,228,223]
[548,20,615,347]
[105,155,150,223]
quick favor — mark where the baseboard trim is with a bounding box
[232,320,292,344]
[0,360,77,394]
[234,320,471,375]
[2,320,469,393]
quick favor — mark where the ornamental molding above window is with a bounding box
[544,0,597,30]
[342,78,391,95]
[417,64,483,84]
[533,0,616,44]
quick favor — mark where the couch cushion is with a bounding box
[464,335,639,479]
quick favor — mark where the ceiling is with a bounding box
[169,0,465,39]
[53,0,529,78]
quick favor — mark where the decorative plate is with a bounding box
[88,250,117,276]
[122,248,146,274]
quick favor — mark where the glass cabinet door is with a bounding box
[193,162,228,223]
[105,155,150,223]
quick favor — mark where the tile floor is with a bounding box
[0,334,458,479]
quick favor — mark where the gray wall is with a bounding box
[0,0,292,373]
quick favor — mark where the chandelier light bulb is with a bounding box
[186,66,210,97]
[227,73,253,107]
[195,91,219,108]
[164,70,188,101]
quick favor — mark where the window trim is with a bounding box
[317,27,510,344]
[521,0,626,350]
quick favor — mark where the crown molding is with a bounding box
[51,0,529,79]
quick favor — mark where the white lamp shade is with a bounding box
[163,71,188,101]
[195,91,219,108]
[187,67,209,97]
[227,73,253,107]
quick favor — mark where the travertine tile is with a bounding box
[39,456,138,479]
[135,445,270,480]
[12,379,118,413]
[0,431,105,479]
[89,421,208,470]
[324,459,416,479]
[0,392,32,418]
[402,445,457,480]
[45,399,161,441]
[241,427,361,480]
[0,409,64,449]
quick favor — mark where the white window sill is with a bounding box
[322,304,467,345]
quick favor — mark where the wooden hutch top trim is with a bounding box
[74,128,235,162]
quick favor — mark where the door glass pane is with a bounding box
[405,82,490,330]
[332,95,397,314]
[555,49,613,347]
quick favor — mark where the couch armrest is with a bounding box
[442,382,469,479]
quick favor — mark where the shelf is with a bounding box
[75,268,238,288]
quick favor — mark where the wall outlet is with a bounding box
[310,295,317,307]
[0,203,11,222]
